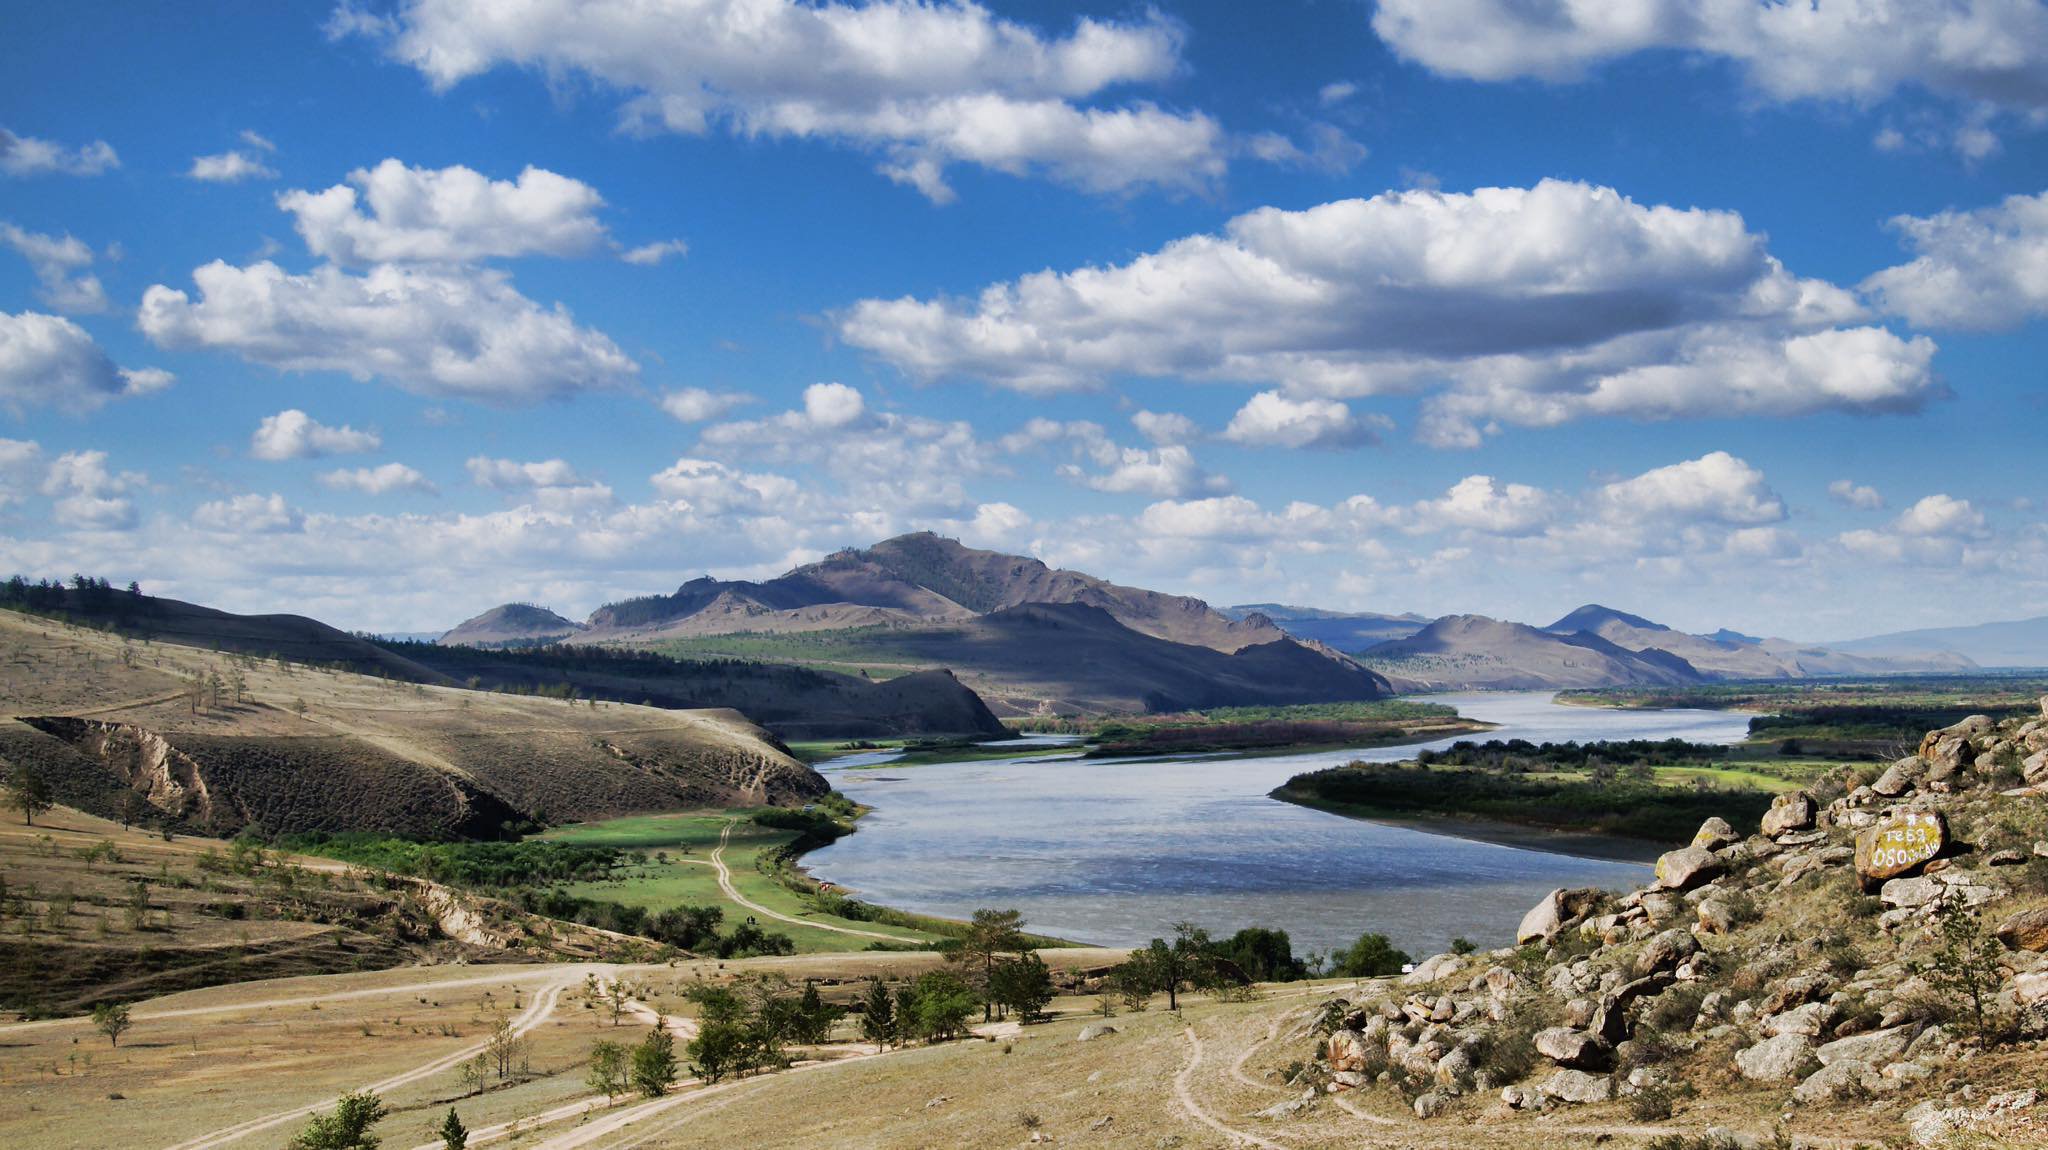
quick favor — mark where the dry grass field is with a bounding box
[0,953,1949,1150]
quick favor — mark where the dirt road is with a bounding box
[709,820,923,944]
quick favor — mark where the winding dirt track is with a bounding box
[709,820,922,944]
[1174,1025,1293,1150]
[161,971,584,1150]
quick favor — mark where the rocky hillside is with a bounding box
[448,533,1390,716]
[1355,605,1974,691]
[1294,700,2048,1146]
[436,602,585,647]
[1551,604,1978,680]
[576,532,1291,652]
[0,610,825,839]
[864,601,1395,716]
[1227,603,1431,650]
[1359,613,1705,690]
[1832,614,2048,670]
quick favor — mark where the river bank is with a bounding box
[1266,783,1665,863]
[807,692,1751,958]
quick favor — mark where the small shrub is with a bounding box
[1646,984,1708,1033]
[1629,1083,1676,1122]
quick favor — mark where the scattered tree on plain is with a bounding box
[988,951,1056,1023]
[585,1039,628,1101]
[6,763,52,826]
[1331,931,1411,978]
[289,1091,386,1150]
[942,908,1026,1022]
[859,977,897,1052]
[632,1020,679,1097]
[437,1109,467,1150]
[92,1001,131,1047]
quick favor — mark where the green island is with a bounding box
[1558,674,2048,752]
[1271,736,1813,861]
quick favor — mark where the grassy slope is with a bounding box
[540,812,952,952]
[0,609,818,838]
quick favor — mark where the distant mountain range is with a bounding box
[1222,604,1430,649]
[1827,615,2048,669]
[442,533,1392,715]
[437,535,1993,707]
[1349,603,1974,690]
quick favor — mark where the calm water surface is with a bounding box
[806,693,1752,958]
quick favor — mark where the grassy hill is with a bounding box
[0,608,825,840]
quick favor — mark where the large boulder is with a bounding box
[1759,973,1833,1016]
[1762,1001,1836,1039]
[1735,1032,1819,1083]
[1794,1059,1878,1105]
[2024,750,2048,786]
[1534,1027,1612,1070]
[1540,1068,1614,1105]
[1402,953,1465,986]
[1634,928,1702,977]
[2013,971,2048,1007]
[1589,972,1675,1044]
[1855,810,1947,891]
[1692,817,1739,852]
[1516,887,1603,945]
[1326,1029,1371,1073]
[1919,718,1991,775]
[1817,1025,1916,1068]
[1870,758,1926,798]
[1997,908,2048,952]
[1654,846,1724,891]
[1761,791,1817,838]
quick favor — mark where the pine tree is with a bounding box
[437,1109,467,1150]
[859,977,896,1052]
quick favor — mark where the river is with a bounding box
[806,692,1753,960]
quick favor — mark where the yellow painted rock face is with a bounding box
[1854,810,1946,889]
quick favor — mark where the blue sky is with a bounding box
[2,0,2045,638]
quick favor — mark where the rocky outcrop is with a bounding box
[1290,699,2048,1139]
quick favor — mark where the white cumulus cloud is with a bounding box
[278,159,609,265]
[138,261,636,405]
[0,310,170,414]
[1223,391,1386,449]
[250,409,381,460]
[350,0,1224,202]
[1862,189,2048,330]
[189,150,279,183]
[0,127,118,178]
[318,462,438,495]
[194,493,304,534]
[1,223,108,313]
[1828,479,1885,510]
[839,180,1934,447]
[1370,1,2048,114]
[659,387,753,423]
[1594,451,1786,526]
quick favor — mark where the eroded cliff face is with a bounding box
[21,717,214,823]
[13,712,825,839]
